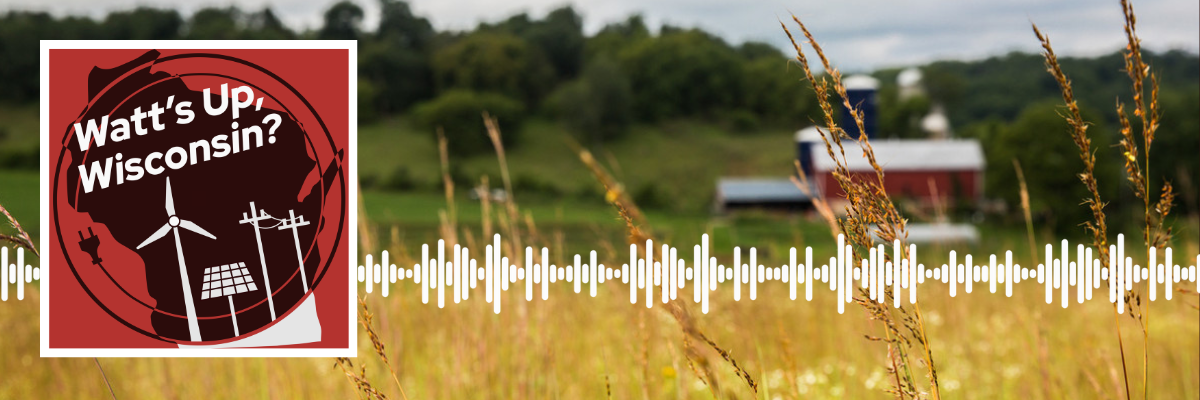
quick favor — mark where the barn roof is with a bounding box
[807,139,984,172]
[717,178,815,203]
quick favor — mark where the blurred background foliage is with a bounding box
[0,0,1196,226]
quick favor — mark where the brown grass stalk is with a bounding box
[478,112,540,398]
[926,178,947,224]
[357,181,376,256]
[335,357,389,400]
[483,112,524,265]
[781,15,937,399]
[93,358,117,400]
[776,323,803,400]
[577,148,651,243]
[479,176,493,241]
[389,225,413,265]
[638,309,652,400]
[1012,159,1038,266]
[437,127,458,249]
[1030,11,1191,397]
[1118,0,1170,246]
[0,202,38,257]
[693,330,758,395]
[1033,21,1134,400]
[791,160,840,235]
[575,143,649,230]
[359,296,411,400]
[682,333,720,399]
[1117,2,1172,398]
[575,145,755,396]
[1116,105,1148,239]
[1031,23,1110,267]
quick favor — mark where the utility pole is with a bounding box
[239,202,277,321]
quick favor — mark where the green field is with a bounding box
[359,116,800,213]
[0,103,39,149]
[2,109,1198,398]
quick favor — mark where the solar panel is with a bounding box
[200,262,259,300]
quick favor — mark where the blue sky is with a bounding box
[6,0,1198,70]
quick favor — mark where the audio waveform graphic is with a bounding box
[1,247,38,301]
[357,234,1200,314]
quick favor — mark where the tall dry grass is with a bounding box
[6,2,1199,399]
[0,202,37,258]
[360,296,411,400]
[1032,1,1182,398]
[4,198,118,399]
[780,14,940,399]
[1030,21,1134,398]
[1011,159,1038,267]
[331,4,1197,398]
[575,132,760,397]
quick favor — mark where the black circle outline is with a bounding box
[65,71,325,320]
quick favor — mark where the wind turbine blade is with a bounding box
[179,220,217,240]
[136,224,173,249]
[165,177,176,217]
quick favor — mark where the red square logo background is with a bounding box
[43,45,354,354]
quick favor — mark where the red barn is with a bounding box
[796,127,984,209]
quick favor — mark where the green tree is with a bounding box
[0,13,69,101]
[546,57,633,143]
[184,7,296,40]
[876,89,932,138]
[522,7,585,79]
[360,42,431,113]
[185,7,240,39]
[103,7,182,40]
[737,41,783,60]
[430,32,555,107]
[243,8,296,40]
[360,0,434,113]
[376,0,433,50]
[585,15,650,62]
[0,12,110,102]
[318,1,363,40]
[357,78,380,122]
[473,8,584,82]
[741,56,820,127]
[618,28,744,121]
[411,90,526,156]
[978,101,1119,234]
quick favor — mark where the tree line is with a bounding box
[0,1,830,155]
[1,1,1197,223]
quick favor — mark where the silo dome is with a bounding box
[922,106,952,138]
[897,68,922,88]
[843,74,880,90]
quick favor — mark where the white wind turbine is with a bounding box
[136,177,217,342]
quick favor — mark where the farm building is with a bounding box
[716,73,985,214]
[795,126,985,208]
[714,178,816,212]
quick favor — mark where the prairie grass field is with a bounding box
[1,228,1197,399]
[2,1,1199,397]
[1,147,1198,398]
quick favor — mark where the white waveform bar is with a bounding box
[358,233,1200,314]
[1,247,40,301]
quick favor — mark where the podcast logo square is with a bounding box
[39,41,357,357]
